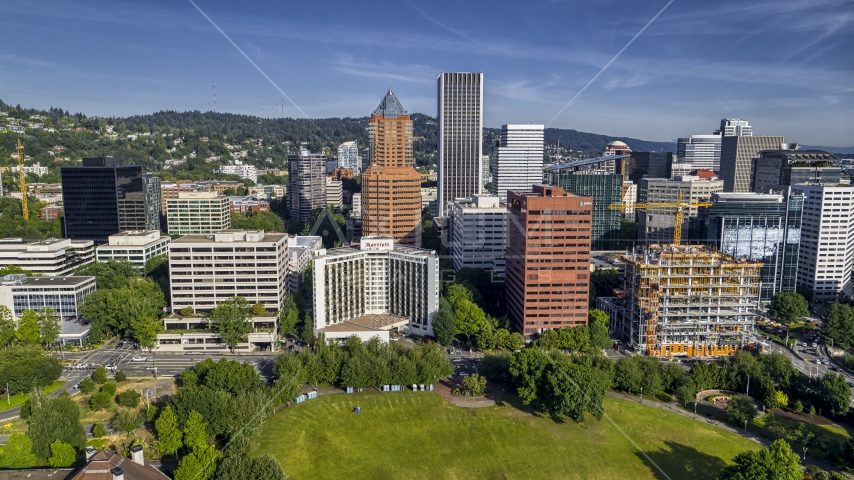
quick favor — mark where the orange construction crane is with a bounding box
[17,139,28,220]
[608,188,711,245]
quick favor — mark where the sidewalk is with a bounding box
[606,390,851,478]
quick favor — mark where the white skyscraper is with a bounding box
[492,124,544,200]
[677,134,722,171]
[437,72,483,217]
[677,119,752,172]
[716,118,753,137]
[792,184,854,303]
[337,141,360,174]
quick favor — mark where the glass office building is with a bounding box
[698,192,803,300]
[543,168,622,250]
[61,157,160,243]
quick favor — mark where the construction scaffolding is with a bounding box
[616,244,762,357]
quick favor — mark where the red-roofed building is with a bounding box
[691,169,719,180]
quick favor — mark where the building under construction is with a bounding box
[598,244,762,357]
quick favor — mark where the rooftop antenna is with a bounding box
[212,80,216,113]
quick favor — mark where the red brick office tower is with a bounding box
[505,185,593,338]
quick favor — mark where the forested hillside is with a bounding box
[0,98,672,178]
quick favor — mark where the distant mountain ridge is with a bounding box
[117,110,676,154]
[0,98,674,156]
[800,145,854,155]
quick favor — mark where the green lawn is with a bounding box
[0,381,65,412]
[253,391,761,480]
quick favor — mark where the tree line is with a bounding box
[273,336,454,392]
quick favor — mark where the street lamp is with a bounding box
[803,446,808,461]
[746,375,750,397]
[694,402,697,419]
[744,420,748,433]
[640,387,643,404]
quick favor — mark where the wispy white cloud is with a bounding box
[0,52,55,68]
[328,56,436,85]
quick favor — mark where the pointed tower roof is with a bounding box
[374,88,407,117]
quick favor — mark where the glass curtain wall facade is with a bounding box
[61,157,151,243]
[698,193,803,300]
[543,170,622,250]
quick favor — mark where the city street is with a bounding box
[0,341,284,423]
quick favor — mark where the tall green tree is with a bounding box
[821,303,854,350]
[26,391,86,459]
[15,309,40,344]
[0,304,16,347]
[155,405,183,456]
[130,315,161,352]
[75,259,139,289]
[0,433,38,468]
[768,292,809,324]
[210,297,252,352]
[541,357,607,423]
[717,438,801,480]
[300,312,314,344]
[174,444,221,480]
[725,395,758,426]
[820,372,851,418]
[79,278,166,342]
[37,307,61,348]
[588,309,611,349]
[183,410,209,454]
[431,297,457,346]
[613,356,643,394]
[278,295,299,336]
[48,440,76,467]
[508,348,551,405]
[454,298,490,346]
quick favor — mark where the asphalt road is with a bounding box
[0,340,291,423]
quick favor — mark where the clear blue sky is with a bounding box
[1,0,852,145]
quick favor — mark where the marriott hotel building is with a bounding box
[312,237,439,337]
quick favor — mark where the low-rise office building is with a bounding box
[168,230,288,314]
[39,205,63,220]
[247,184,286,198]
[95,231,171,269]
[0,238,94,276]
[229,195,271,214]
[0,274,96,320]
[165,191,231,235]
[157,312,277,353]
[312,237,439,339]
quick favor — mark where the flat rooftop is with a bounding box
[170,230,287,244]
[322,244,437,258]
[3,276,96,287]
[59,321,91,337]
[110,230,160,237]
[320,314,409,333]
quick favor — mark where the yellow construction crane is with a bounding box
[17,139,28,220]
[609,188,711,245]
